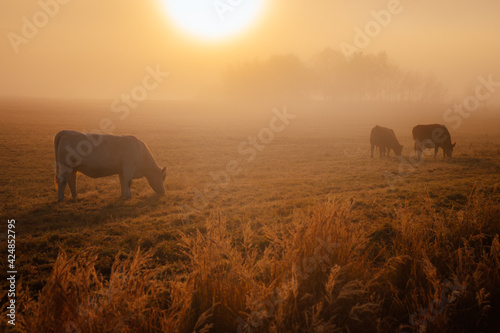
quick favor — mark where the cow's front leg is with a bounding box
[434,147,438,159]
[119,174,132,199]
[370,144,374,158]
[119,174,125,197]
[120,165,135,199]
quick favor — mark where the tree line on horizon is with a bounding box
[223,48,447,104]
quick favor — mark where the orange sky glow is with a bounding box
[1,0,500,101]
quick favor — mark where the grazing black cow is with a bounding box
[370,125,403,158]
[412,124,456,159]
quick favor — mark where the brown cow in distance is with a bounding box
[412,124,456,159]
[370,125,403,158]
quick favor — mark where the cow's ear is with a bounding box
[452,142,456,148]
[400,145,404,148]
[162,166,167,175]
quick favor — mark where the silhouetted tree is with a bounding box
[223,54,311,100]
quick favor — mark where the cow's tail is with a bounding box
[54,131,64,188]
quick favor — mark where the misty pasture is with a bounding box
[1,99,500,332]
[2,0,500,332]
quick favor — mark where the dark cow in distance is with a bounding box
[370,125,403,158]
[412,124,456,159]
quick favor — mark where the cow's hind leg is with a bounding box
[414,142,422,161]
[57,169,71,202]
[434,147,438,159]
[68,171,78,200]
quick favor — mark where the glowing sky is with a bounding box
[1,0,499,100]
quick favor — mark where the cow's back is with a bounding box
[413,125,433,141]
[371,126,396,145]
[413,124,451,145]
[55,131,143,178]
[370,126,384,144]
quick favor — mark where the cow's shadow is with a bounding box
[20,194,172,234]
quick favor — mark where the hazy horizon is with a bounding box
[1,0,500,104]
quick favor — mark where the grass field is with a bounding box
[1,99,500,332]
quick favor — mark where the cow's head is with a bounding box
[147,166,167,196]
[444,142,456,158]
[394,144,403,156]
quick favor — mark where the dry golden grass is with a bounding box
[1,100,500,332]
[3,189,498,332]
[15,249,172,332]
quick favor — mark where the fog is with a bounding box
[1,0,500,105]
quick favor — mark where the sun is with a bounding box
[161,0,265,41]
